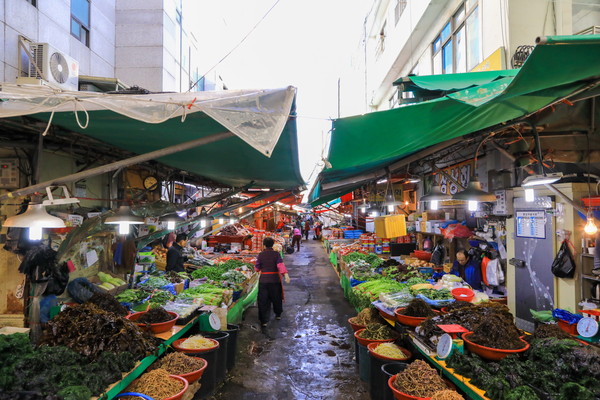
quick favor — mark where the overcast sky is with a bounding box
[187,0,370,191]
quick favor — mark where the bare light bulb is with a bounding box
[118,222,129,235]
[200,219,207,228]
[468,200,478,211]
[359,206,367,213]
[219,217,225,225]
[387,204,394,212]
[29,226,43,240]
[430,200,439,210]
[584,217,598,235]
[167,220,176,230]
[525,188,535,202]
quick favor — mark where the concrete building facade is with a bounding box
[0,0,219,92]
[342,0,600,115]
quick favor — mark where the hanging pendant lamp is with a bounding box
[452,177,496,211]
[162,212,184,230]
[105,205,144,235]
[4,204,66,240]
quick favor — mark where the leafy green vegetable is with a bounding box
[559,383,594,400]
[57,386,92,400]
[505,386,540,400]
[414,288,453,300]
[115,289,148,304]
[138,276,170,290]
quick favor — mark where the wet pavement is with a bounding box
[212,239,370,400]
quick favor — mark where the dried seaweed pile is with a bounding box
[444,301,472,312]
[86,291,128,317]
[357,323,398,340]
[43,303,158,360]
[401,298,436,317]
[355,307,385,326]
[392,360,447,397]
[125,368,184,400]
[137,308,174,324]
[417,302,515,346]
[530,323,573,340]
[155,352,205,375]
[469,314,524,350]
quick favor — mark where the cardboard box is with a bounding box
[374,215,407,238]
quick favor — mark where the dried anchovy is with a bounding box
[393,360,447,397]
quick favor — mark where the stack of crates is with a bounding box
[374,215,407,239]
[343,229,363,239]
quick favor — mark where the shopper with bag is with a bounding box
[255,237,291,328]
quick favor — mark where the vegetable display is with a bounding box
[138,276,170,290]
[431,390,465,400]
[392,359,448,397]
[125,368,184,399]
[349,278,411,310]
[355,308,385,326]
[42,303,158,360]
[115,289,148,304]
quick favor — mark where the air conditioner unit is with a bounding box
[26,42,79,91]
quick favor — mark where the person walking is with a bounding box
[292,226,302,252]
[303,220,311,240]
[255,237,291,328]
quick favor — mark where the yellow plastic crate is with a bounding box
[374,214,407,238]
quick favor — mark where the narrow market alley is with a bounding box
[213,239,370,400]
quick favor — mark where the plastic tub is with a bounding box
[358,342,370,382]
[224,324,240,370]
[381,363,408,400]
[354,328,399,347]
[462,332,529,361]
[368,346,410,400]
[126,311,179,334]
[173,356,207,384]
[557,319,578,335]
[202,331,229,384]
[348,317,366,332]
[451,288,474,302]
[394,308,440,328]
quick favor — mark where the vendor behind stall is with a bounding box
[450,249,483,290]
[166,233,187,272]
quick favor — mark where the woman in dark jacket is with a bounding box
[255,237,290,328]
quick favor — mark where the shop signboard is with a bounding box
[434,160,474,195]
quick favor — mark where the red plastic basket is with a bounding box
[582,196,600,207]
[557,319,578,336]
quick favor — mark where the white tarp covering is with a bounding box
[0,83,296,157]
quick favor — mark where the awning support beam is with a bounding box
[0,131,235,201]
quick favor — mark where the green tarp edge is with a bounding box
[400,69,518,92]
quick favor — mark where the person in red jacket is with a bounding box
[255,237,291,328]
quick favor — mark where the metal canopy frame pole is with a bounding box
[0,131,235,201]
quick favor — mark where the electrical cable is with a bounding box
[188,0,283,92]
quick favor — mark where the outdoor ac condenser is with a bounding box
[22,42,79,91]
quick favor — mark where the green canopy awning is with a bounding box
[395,69,519,92]
[0,86,305,189]
[321,35,600,186]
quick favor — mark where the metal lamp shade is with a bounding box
[452,179,496,202]
[105,205,144,225]
[3,204,65,228]
[420,185,452,202]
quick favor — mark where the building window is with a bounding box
[395,0,407,25]
[71,0,90,47]
[432,1,481,74]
